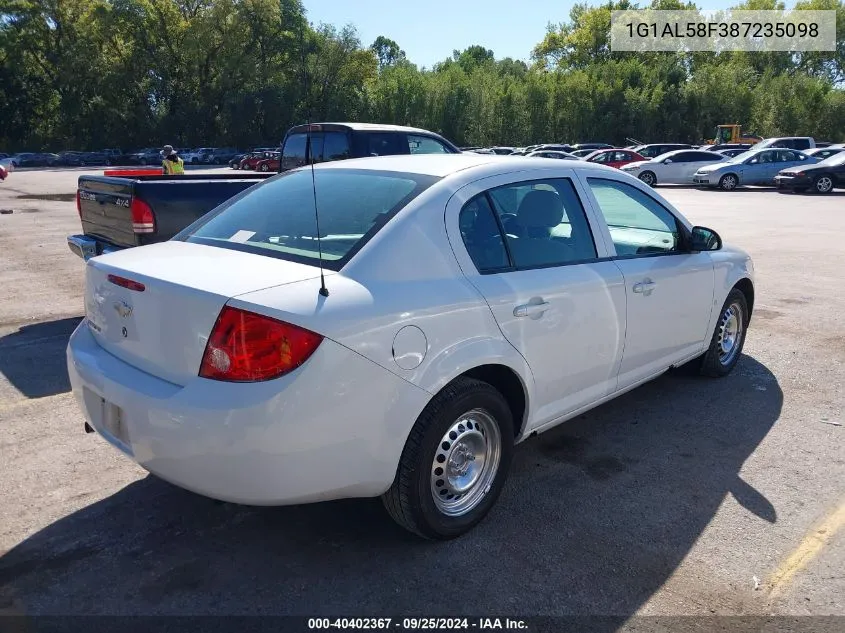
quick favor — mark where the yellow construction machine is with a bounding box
[705,124,763,145]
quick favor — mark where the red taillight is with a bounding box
[76,190,82,218]
[130,198,155,234]
[199,306,323,382]
[107,274,145,292]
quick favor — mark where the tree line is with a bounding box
[1,0,843,152]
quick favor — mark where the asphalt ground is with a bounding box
[0,168,842,623]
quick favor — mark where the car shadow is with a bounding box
[0,354,781,619]
[0,317,83,398]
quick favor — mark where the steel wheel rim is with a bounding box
[722,175,737,190]
[640,172,655,186]
[431,409,501,517]
[816,176,832,192]
[717,302,743,365]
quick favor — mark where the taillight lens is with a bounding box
[107,274,146,292]
[131,198,155,234]
[199,306,323,382]
[76,190,82,218]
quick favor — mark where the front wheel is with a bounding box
[638,171,656,187]
[700,288,749,377]
[719,174,739,191]
[382,377,514,540]
[813,175,834,194]
[260,163,269,172]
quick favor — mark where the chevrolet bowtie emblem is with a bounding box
[113,301,132,318]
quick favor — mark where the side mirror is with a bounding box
[690,226,722,252]
[663,158,673,164]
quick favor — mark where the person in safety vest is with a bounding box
[161,145,185,175]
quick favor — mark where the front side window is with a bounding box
[483,178,597,269]
[180,169,438,270]
[587,178,681,257]
[408,134,450,154]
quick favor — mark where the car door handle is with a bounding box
[513,301,550,317]
[632,280,657,295]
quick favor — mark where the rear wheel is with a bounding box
[719,174,738,191]
[813,175,834,194]
[382,377,514,540]
[700,289,748,377]
[638,171,656,187]
[260,163,269,172]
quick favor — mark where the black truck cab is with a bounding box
[279,123,461,172]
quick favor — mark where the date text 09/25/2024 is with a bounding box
[307,618,528,630]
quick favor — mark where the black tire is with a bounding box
[700,288,749,377]
[638,171,657,187]
[719,173,739,191]
[382,377,514,540]
[813,175,834,194]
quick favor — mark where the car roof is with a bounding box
[287,122,439,135]
[311,153,620,178]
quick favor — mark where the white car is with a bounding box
[182,147,216,164]
[620,149,727,186]
[67,154,755,539]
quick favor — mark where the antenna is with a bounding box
[299,17,329,298]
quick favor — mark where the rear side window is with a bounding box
[460,178,597,271]
[281,134,307,170]
[408,134,451,154]
[181,169,438,270]
[363,132,407,156]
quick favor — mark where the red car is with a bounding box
[585,149,646,168]
[239,152,272,170]
[255,152,280,172]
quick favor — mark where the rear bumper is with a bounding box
[66,321,430,505]
[67,234,123,261]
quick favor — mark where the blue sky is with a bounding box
[302,0,758,68]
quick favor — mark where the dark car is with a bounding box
[572,142,614,150]
[127,148,164,166]
[706,143,754,152]
[278,122,460,172]
[632,143,696,158]
[774,151,845,194]
[229,153,247,169]
[208,147,240,164]
[533,143,576,153]
[16,152,59,167]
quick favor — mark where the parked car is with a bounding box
[524,150,579,160]
[754,137,815,151]
[621,149,727,186]
[229,153,248,169]
[631,143,696,159]
[570,149,596,158]
[12,152,60,167]
[129,148,163,166]
[67,172,270,260]
[693,148,819,190]
[572,142,614,151]
[705,143,754,153]
[66,153,754,539]
[240,151,271,170]
[183,147,217,164]
[0,158,12,180]
[584,149,647,168]
[774,150,845,194]
[487,147,515,155]
[715,148,750,159]
[255,151,281,172]
[209,147,240,164]
[804,147,844,161]
[278,122,460,172]
[532,143,576,154]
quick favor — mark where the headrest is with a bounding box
[517,190,563,228]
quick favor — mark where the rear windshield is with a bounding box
[177,168,438,270]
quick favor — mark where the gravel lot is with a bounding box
[0,168,842,619]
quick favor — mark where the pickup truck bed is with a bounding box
[69,173,272,260]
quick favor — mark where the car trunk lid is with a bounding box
[84,241,326,385]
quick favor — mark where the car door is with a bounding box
[655,152,686,183]
[740,151,773,184]
[446,171,627,429]
[579,176,715,389]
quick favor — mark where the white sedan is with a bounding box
[620,149,727,186]
[67,154,755,539]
